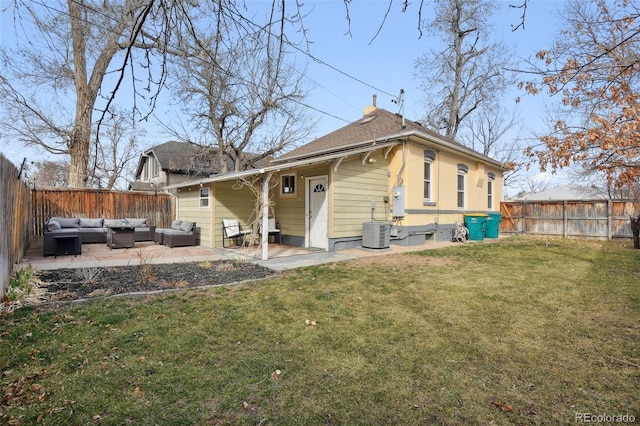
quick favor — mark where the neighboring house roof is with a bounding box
[128,181,156,191]
[274,107,497,166]
[133,141,270,180]
[511,184,609,201]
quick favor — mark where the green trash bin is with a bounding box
[464,214,488,241]
[485,212,502,238]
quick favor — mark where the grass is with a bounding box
[1,237,639,425]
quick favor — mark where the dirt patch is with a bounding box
[32,261,276,303]
[350,253,459,268]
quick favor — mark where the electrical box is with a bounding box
[392,186,405,217]
[362,222,390,249]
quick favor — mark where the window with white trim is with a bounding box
[280,173,296,196]
[423,150,436,203]
[143,157,149,181]
[152,156,160,177]
[457,164,468,209]
[199,187,210,208]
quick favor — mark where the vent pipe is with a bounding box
[363,93,378,116]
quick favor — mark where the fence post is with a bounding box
[563,201,568,239]
[607,199,612,240]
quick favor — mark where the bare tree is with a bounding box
[29,160,69,188]
[414,0,516,140]
[342,0,530,41]
[0,0,180,187]
[89,108,145,190]
[165,3,315,172]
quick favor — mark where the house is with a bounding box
[165,99,507,257]
[129,141,266,191]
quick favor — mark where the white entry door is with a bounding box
[307,176,328,250]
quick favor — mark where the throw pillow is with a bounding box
[47,219,61,231]
[179,221,194,232]
[171,220,183,230]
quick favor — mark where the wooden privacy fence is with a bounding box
[0,154,31,294]
[31,188,175,240]
[500,200,639,240]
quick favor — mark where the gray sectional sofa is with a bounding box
[154,220,197,248]
[44,217,156,256]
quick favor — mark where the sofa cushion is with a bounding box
[126,218,147,227]
[47,219,62,231]
[104,219,125,227]
[79,218,104,228]
[179,221,195,233]
[171,220,183,230]
[52,217,80,228]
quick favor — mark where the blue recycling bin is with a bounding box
[485,212,502,238]
[464,214,488,241]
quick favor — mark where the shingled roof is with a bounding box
[135,141,271,178]
[145,141,218,174]
[274,108,477,163]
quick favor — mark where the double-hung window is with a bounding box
[199,187,210,208]
[152,156,160,177]
[457,164,468,209]
[423,150,436,204]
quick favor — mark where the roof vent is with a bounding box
[360,114,378,124]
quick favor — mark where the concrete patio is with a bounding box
[18,238,467,272]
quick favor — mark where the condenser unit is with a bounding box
[362,222,390,249]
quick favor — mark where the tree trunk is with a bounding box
[68,0,90,188]
[631,215,640,249]
[68,119,91,187]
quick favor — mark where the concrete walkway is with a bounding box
[18,239,470,272]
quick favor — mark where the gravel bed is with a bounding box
[35,260,276,301]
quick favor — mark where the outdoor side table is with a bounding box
[106,225,135,249]
[54,233,82,258]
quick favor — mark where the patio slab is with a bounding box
[18,238,475,272]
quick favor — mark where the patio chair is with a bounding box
[222,219,251,248]
[163,221,197,248]
[260,218,281,244]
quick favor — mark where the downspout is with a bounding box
[396,140,407,187]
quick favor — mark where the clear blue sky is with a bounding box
[0,0,566,188]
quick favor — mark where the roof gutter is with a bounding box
[164,140,400,190]
[276,129,506,170]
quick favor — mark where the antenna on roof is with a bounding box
[391,89,405,129]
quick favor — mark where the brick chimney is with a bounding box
[363,94,377,116]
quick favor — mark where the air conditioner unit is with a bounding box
[362,222,390,249]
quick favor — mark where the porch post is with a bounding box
[261,172,273,261]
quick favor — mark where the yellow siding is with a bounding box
[390,141,504,227]
[331,154,389,238]
[176,184,213,246]
[213,180,256,247]
[274,164,329,238]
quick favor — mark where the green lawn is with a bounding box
[1,237,639,425]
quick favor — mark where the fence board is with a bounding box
[0,154,31,296]
[500,200,638,240]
